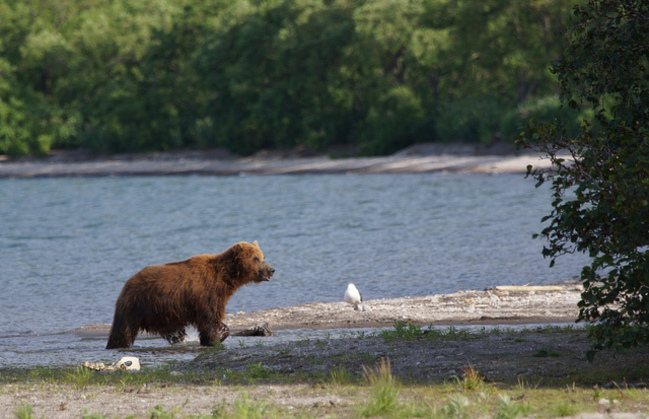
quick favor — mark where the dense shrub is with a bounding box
[520,0,649,358]
[1,0,574,156]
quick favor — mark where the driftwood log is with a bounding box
[495,285,566,292]
[231,323,275,337]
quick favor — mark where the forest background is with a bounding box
[0,0,586,158]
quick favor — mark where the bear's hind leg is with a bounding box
[163,328,187,345]
[106,321,138,349]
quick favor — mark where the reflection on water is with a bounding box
[0,174,589,367]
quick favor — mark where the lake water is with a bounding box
[0,173,588,367]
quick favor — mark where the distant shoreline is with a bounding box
[0,144,557,178]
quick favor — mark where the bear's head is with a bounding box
[227,240,275,284]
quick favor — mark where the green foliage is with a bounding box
[230,392,271,419]
[0,57,61,157]
[455,364,485,392]
[149,404,180,419]
[195,1,361,155]
[439,395,470,418]
[12,404,34,419]
[550,400,579,417]
[494,393,528,419]
[360,357,401,417]
[329,365,355,385]
[379,322,473,342]
[379,321,425,342]
[519,0,649,357]
[436,96,510,144]
[501,95,584,143]
[81,410,106,419]
[359,85,434,155]
[245,363,275,379]
[65,366,96,390]
[1,0,577,157]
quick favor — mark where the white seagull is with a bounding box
[344,283,363,310]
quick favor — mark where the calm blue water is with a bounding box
[0,174,588,367]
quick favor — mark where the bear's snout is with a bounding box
[259,262,275,281]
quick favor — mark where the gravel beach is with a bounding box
[224,283,584,331]
[0,144,557,177]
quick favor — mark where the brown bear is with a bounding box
[106,241,274,349]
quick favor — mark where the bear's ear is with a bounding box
[226,243,244,260]
[252,240,259,248]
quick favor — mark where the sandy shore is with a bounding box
[73,282,584,339]
[0,144,556,178]
[224,284,584,331]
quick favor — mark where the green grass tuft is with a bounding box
[329,365,355,385]
[494,393,529,419]
[455,364,485,391]
[13,404,34,419]
[231,392,272,419]
[360,358,401,417]
[440,394,470,418]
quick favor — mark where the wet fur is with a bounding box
[106,241,274,349]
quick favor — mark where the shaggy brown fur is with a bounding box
[106,241,274,349]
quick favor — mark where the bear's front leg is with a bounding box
[219,323,230,342]
[198,323,229,346]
